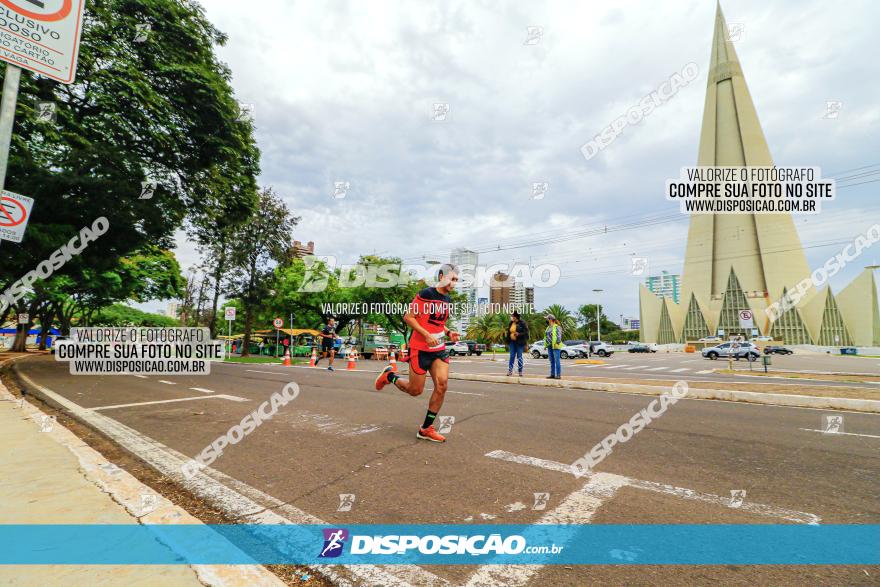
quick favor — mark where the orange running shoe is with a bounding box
[417,425,446,443]
[374,366,394,391]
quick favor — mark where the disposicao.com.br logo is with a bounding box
[317,527,562,557]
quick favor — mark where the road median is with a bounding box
[449,372,880,413]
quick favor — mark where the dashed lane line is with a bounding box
[799,428,880,439]
[92,395,250,411]
[157,380,176,385]
[189,387,215,394]
[485,450,820,525]
[465,471,627,586]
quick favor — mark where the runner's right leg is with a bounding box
[375,366,427,396]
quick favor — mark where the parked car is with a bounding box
[529,341,548,358]
[702,341,760,360]
[628,343,657,353]
[754,335,774,342]
[462,340,486,356]
[699,335,722,342]
[448,341,470,356]
[529,340,588,359]
[448,340,486,356]
[763,345,793,355]
[586,341,615,357]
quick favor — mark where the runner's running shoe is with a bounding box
[374,366,394,391]
[417,425,446,443]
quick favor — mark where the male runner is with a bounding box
[315,317,337,371]
[374,264,459,442]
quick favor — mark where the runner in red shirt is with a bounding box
[374,264,460,442]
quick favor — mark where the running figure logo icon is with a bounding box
[822,415,843,434]
[318,528,349,558]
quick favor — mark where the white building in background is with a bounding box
[165,301,179,319]
[451,247,478,333]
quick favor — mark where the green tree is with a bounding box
[92,304,179,327]
[542,304,577,339]
[1,0,258,349]
[227,188,297,356]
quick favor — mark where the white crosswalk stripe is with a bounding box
[696,369,714,374]
[670,368,689,373]
[623,365,645,370]
[603,365,627,369]
[645,366,668,371]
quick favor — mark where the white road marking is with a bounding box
[92,395,250,411]
[466,469,627,586]
[16,372,441,587]
[645,366,669,371]
[603,365,627,369]
[623,365,645,370]
[189,387,215,394]
[670,368,690,373]
[799,428,880,439]
[485,450,820,525]
[246,369,291,375]
[696,369,714,374]
[448,390,485,396]
[133,374,148,379]
[157,380,176,385]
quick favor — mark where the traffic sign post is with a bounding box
[0,189,33,242]
[273,318,283,357]
[224,307,236,354]
[0,0,87,244]
[0,0,89,84]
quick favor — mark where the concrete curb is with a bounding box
[0,379,283,587]
[449,373,880,413]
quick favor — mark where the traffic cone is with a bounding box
[347,349,357,370]
[283,348,291,367]
[309,347,317,367]
[389,350,397,372]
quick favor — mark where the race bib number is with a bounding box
[428,332,446,350]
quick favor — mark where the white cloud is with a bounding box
[182,0,879,324]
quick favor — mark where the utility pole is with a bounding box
[592,289,603,341]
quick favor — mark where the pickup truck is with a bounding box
[449,340,486,356]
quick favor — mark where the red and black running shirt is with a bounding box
[408,287,451,351]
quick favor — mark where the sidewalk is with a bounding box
[0,356,282,586]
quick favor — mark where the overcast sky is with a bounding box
[158,0,880,322]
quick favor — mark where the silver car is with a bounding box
[701,341,759,360]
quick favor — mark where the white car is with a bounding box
[753,336,774,342]
[701,341,760,361]
[699,335,723,343]
[529,341,548,358]
[585,341,615,357]
[448,341,470,356]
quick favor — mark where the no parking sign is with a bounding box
[0,190,33,242]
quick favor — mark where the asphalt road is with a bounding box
[13,356,880,585]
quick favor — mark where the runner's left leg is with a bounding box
[414,357,450,441]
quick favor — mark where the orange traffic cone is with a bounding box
[389,350,397,372]
[283,348,291,367]
[309,347,317,367]
[347,348,357,370]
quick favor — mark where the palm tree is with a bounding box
[466,312,510,345]
[542,304,577,339]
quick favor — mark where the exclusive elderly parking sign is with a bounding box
[0,0,87,84]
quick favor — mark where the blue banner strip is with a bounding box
[1,525,878,565]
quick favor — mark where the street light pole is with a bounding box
[592,289,603,341]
